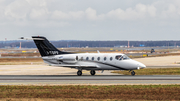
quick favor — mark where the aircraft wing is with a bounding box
[62,65,99,68]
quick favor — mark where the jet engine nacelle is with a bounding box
[58,55,77,64]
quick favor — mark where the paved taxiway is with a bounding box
[1,75,180,85]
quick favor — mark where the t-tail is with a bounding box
[32,36,71,57]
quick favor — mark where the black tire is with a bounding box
[77,70,82,76]
[131,71,135,76]
[90,70,96,76]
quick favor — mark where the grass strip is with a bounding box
[0,98,120,101]
[0,85,180,100]
[112,68,180,75]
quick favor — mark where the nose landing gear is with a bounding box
[131,71,135,76]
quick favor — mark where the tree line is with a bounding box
[0,40,179,48]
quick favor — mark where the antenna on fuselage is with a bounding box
[97,50,100,53]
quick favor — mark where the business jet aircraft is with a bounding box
[31,36,146,76]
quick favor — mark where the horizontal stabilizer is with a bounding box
[19,37,44,40]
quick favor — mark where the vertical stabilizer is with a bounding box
[32,36,71,57]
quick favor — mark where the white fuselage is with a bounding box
[42,53,146,70]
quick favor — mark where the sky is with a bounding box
[0,0,180,41]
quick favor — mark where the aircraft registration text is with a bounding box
[47,51,59,55]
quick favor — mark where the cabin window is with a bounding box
[97,57,100,61]
[86,57,89,60]
[81,57,83,61]
[92,57,94,61]
[76,56,78,60]
[104,57,106,61]
[110,57,113,61]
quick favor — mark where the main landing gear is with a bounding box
[90,70,96,76]
[77,70,82,76]
[77,70,96,76]
[131,71,135,76]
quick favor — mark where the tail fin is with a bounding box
[32,36,71,57]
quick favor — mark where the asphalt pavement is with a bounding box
[0,75,180,85]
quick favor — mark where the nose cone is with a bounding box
[138,62,146,69]
[129,60,146,69]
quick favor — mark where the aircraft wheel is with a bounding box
[77,70,82,76]
[90,70,96,76]
[131,71,135,76]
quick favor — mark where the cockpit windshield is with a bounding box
[122,55,130,60]
[115,55,130,60]
[115,55,122,60]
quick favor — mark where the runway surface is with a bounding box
[1,75,180,85]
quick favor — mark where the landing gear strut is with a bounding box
[131,71,135,76]
[77,70,82,76]
[90,70,96,76]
